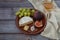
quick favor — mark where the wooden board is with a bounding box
[0,0,59,40]
[0,0,25,2]
[0,0,59,2]
[0,1,33,8]
[0,34,32,40]
[0,20,24,33]
[0,9,49,40]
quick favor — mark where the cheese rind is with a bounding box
[19,16,33,26]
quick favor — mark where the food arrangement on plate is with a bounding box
[16,8,47,35]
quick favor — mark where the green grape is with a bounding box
[28,12,30,16]
[24,12,27,16]
[20,9,23,13]
[19,13,23,17]
[19,11,23,16]
[22,11,25,16]
[16,11,20,16]
[30,10,35,16]
[32,10,35,13]
[26,9,30,16]
[22,9,25,14]
[23,9,26,12]
[19,15,21,17]
[21,12,24,16]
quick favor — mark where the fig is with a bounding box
[33,11,44,21]
[34,21,43,27]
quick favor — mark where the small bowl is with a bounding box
[15,8,47,35]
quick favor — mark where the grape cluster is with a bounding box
[16,8,35,17]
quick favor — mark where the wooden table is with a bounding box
[0,0,60,40]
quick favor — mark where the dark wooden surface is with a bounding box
[0,0,60,40]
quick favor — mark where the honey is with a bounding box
[43,0,53,11]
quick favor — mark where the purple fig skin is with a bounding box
[33,11,44,21]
